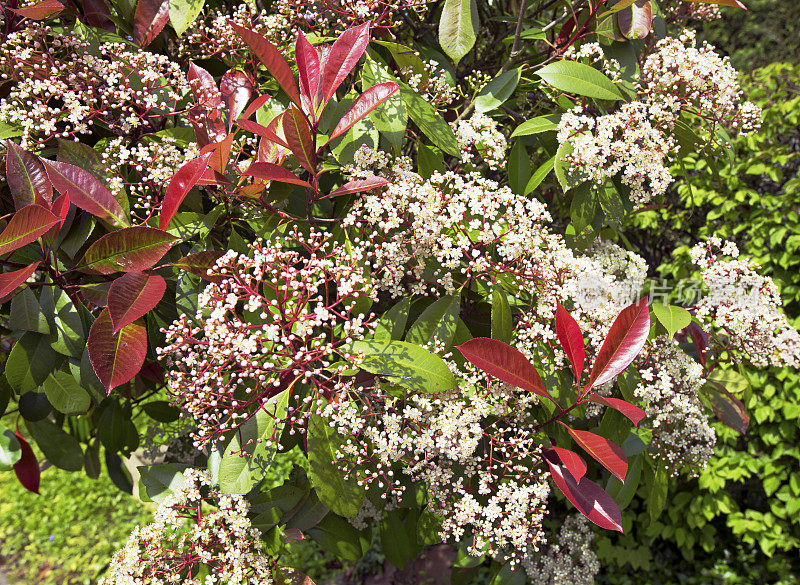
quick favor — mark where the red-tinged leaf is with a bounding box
[139,361,164,384]
[0,262,39,298]
[229,22,302,109]
[237,118,290,149]
[13,432,39,494]
[83,0,115,31]
[325,176,388,199]
[171,251,227,283]
[9,0,63,19]
[133,0,169,47]
[40,159,128,226]
[0,205,60,256]
[239,94,272,123]
[706,382,749,433]
[196,168,234,187]
[687,322,708,367]
[553,446,586,484]
[555,302,585,380]
[617,0,652,39]
[220,71,254,130]
[282,105,316,173]
[296,31,321,114]
[43,192,70,242]
[80,282,111,307]
[107,272,166,333]
[201,133,234,174]
[587,299,650,389]
[588,393,646,426]
[244,162,312,188]
[5,140,52,208]
[319,21,371,105]
[560,423,628,482]
[456,337,551,400]
[88,309,147,392]
[686,0,746,8]
[542,448,622,532]
[329,82,399,142]
[187,63,226,145]
[158,152,213,231]
[77,227,177,275]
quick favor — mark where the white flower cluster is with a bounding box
[0,24,190,148]
[157,229,377,446]
[562,41,622,82]
[100,469,273,585]
[690,238,800,368]
[452,113,509,170]
[686,2,722,21]
[635,336,716,475]
[402,61,459,108]
[523,515,600,584]
[343,148,551,296]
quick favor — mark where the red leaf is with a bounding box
[588,393,646,426]
[187,63,226,146]
[687,322,708,368]
[40,159,127,226]
[133,0,169,47]
[617,0,653,39]
[560,423,628,482]
[171,251,227,283]
[319,22,371,105]
[456,337,551,400]
[706,382,749,433]
[282,105,316,174]
[239,94,272,123]
[329,82,399,143]
[243,162,312,188]
[13,432,40,494]
[542,448,622,531]
[0,262,39,298]
[686,0,746,8]
[555,302,585,380]
[202,133,234,174]
[5,140,52,209]
[325,176,388,199]
[230,22,302,109]
[107,272,167,333]
[0,205,60,256]
[43,192,70,242]
[83,0,115,31]
[158,152,213,231]
[9,0,63,19]
[77,227,177,275]
[88,309,148,392]
[296,31,321,114]
[553,446,586,484]
[220,71,254,130]
[80,282,111,307]
[237,118,290,149]
[587,299,650,389]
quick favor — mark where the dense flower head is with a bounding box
[524,515,600,584]
[157,229,377,446]
[452,113,509,170]
[100,469,273,585]
[690,238,800,368]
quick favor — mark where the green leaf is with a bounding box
[380,508,422,569]
[26,419,84,471]
[400,85,460,157]
[475,68,521,113]
[438,0,479,65]
[142,400,181,422]
[708,369,750,395]
[362,57,408,153]
[491,562,527,585]
[168,0,204,35]
[375,296,412,341]
[536,61,623,100]
[508,141,530,195]
[555,140,590,191]
[307,513,366,562]
[651,303,691,338]
[9,287,50,334]
[511,114,561,138]
[218,388,289,494]
[42,371,91,415]
[405,293,461,349]
[5,332,61,393]
[307,412,366,517]
[139,464,188,503]
[0,422,22,471]
[97,397,127,452]
[648,463,668,523]
[525,155,555,195]
[39,286,85,358]
[491,288,513,342]
[417,143,445,179]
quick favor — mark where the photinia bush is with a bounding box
[0,0,794,582]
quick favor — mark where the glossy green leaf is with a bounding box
[652,303,691,338]
[26,419,84,471]
[168,0,204,35]
[536,61,623,100]
[374,296,412,341]
[0,422,22,471]
[511,114,561,138]
[139,464,188,503]
[9,287,50,334]
[5,332,61,393]
[438,0,479,65]
[475,68,521,113]
[42,371,91,415]
[508,141,530,195]
[405,293,461,349]
[491,288,513,342]
[39,286,85,358]
[400,85,460,157]
[525,155,555,195]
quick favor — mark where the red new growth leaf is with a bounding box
[686,0,746,8]
[0,262,40,298]
[282,105,316,174]
[320,21,371,105]
[107,272,167,333]
[329,82,399,143]
[40,159,127,226]
[237,118,290,149]
[132,0,169,47]
[587,298,650,389]
[171,251,227,283]
[78,227,177,274]
[542,449,623,532]
[687,321,708,367]
[706,383,749,433]
[325,176,388,199]
[220,71,254,130]
[230,22,302,109]
[9,0,63,19]
[0,205,60,256]
[243,162,313,188]
[83,0,115,31]
[555,302,585,380]
[456,337,551,401]
[13,432,40,494]
[588,393,646,426]
[88,309,147,392]
[560,423,628,482]
[5,140,52,208]
[43,192,70,243]
[159,152,213,231]
[553,446,587,484]
[295,32,321,114]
